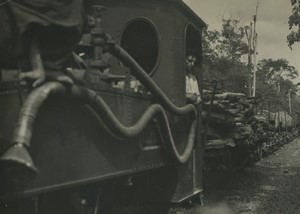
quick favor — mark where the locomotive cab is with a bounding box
[0,0,207,212]
[89,0,205,106]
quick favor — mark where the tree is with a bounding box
[256,58,298,114]
[257,58,298,92]
[217,19,249,60]
[287,0,300,47]
[202,19,250,94]
[202,30,220,67]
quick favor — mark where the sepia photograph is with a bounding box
[0,0,300,213]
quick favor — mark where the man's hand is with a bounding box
[20,36,45,87]
[19,69,45,87]
[187,93,201,105]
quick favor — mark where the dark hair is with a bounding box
[186,49,200,65]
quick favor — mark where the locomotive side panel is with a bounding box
[0,0,207,207]
[89,0,188,106]
[0,90,168,198]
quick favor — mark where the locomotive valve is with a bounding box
[88,5,108,70]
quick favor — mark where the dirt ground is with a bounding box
[172,137,300,214]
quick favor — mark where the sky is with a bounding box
[184,0,300,83]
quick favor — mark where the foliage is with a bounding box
[202,17,300,120]
[202,16,300,122]
[257,58,298,80]
[202,19,249,94]
[256,58,299,112]
[257,58,298,92]
[218,19,249,60]
[287,0,300,47]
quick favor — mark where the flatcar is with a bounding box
[0,0,207,213]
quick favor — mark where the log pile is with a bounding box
[202,91,255,146]
[202,90,299,171]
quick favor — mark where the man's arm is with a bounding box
[19,36,45,87]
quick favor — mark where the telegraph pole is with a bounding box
[245,23,253,97]
[252,0,259,97]
[288,89,292,115]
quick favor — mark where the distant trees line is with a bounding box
[202,18,300,123]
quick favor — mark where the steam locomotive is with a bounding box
[0,0,207,213]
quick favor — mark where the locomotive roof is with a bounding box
[108,0,207,29]
[171,0,207,28]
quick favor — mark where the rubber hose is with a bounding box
[70,86,197,163]
[107,43,197,116]
[10,82,196,164]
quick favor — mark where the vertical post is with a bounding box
[288,89,292,115]
[274,111,277,131]
[277,107,281,132]
[252,0,259,97]
[245,23,253,97]
[252,32,257,97]
[284,111,287,132]
[268,103,271,122]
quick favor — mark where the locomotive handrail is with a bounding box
[1,82,197,177]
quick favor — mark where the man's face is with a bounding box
[186,54,197,73]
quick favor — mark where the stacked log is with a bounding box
[202,91,299,172]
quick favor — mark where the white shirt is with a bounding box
[186,73,201,103]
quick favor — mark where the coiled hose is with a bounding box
[70,85,197,163]
[1,43,199,176]
[106,42,197,116]
[3,81,196,175]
